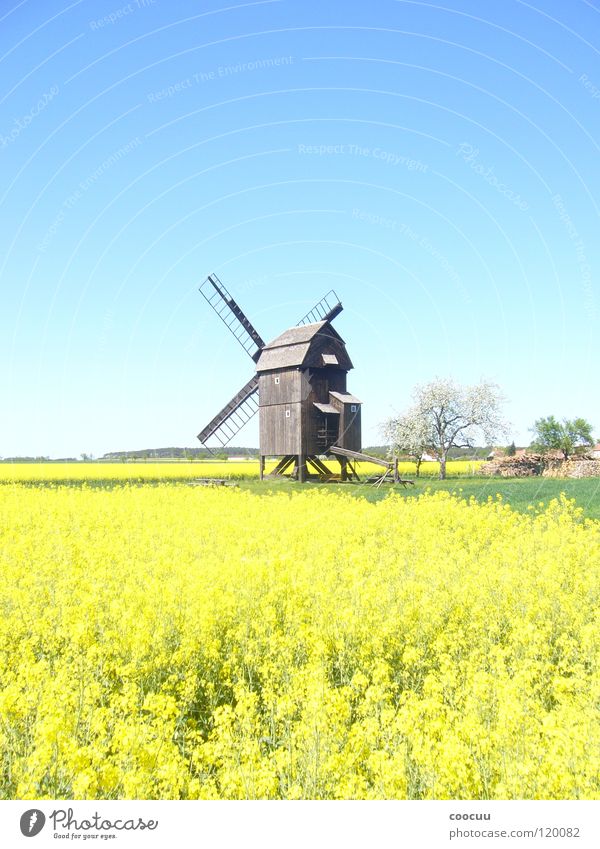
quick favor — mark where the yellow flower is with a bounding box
[0,479,598,799]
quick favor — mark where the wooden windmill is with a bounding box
[197,274,363,482]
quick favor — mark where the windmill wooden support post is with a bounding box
[393,457,399,483]
[298,453,307,483]
[340,456,348,481]
[259,455,265,480]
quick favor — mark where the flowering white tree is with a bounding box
[382,377,509,479]
[381,407,432,477]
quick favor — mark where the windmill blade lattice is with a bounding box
[199,273,265,362]
[197,376,259,448]
[297,290,343,326]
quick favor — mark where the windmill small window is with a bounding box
[351,405,357,412]
[274,376,280,384]
[285,409,291,418]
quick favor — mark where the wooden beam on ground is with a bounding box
[329,445,392,469]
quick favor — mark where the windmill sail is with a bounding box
[200,274,265,361]
[197,376,259,448]
[297,290,343,326]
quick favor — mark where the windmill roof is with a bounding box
[256,343,312,371]
[256,320,350,372]
[263,321,329,348]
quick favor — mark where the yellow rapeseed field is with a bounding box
[0,482,598,800]
[0,459,481,482]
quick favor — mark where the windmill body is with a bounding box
[197,274,362,482]
[256,321,361,458]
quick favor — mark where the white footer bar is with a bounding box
[1,800,599,848]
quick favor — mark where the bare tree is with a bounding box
[383,378,509,479]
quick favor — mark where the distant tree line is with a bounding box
[99,446,260,461]
[0,447,261,463]
[0,457,77,463]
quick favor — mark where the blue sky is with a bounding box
[1,0,599,457]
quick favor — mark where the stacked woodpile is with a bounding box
[479,454,600,478]
[543,458,600,478]
[478,454,544,477]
